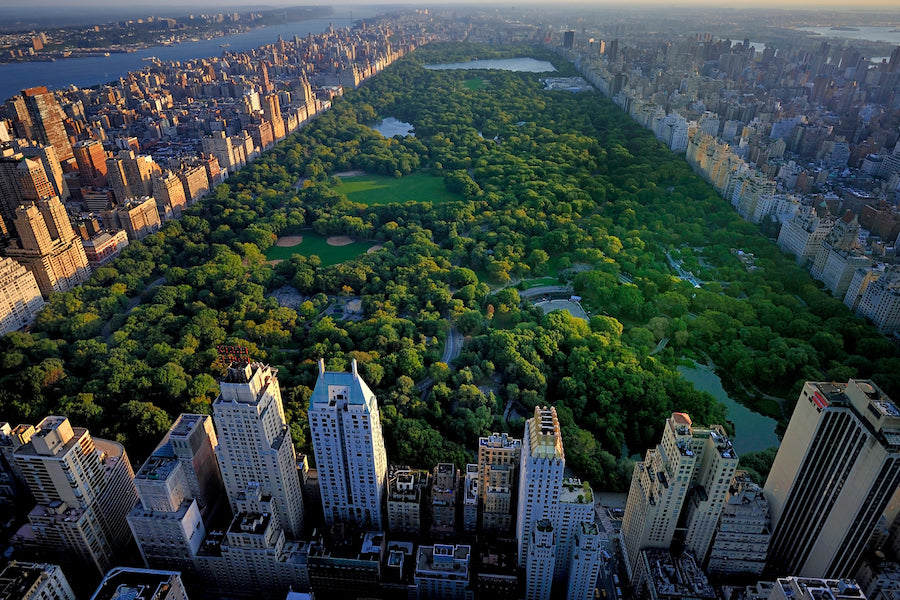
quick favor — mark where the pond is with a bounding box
[424,57,557,73]
[370,117,414,138]
[677,362,780,455]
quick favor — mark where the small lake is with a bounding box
[370,117,414,138]
[424,57,557,73]
[677,363,780,455]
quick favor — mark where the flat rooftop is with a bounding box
[90,568,181,600]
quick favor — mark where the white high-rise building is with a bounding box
[765,379,900,578]
[566,523,603,600]
[516,407,565,568]
[525,520,556,600]
[308,358,388,530]
[213,361,305,538]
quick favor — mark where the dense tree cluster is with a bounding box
[2,43,899,488]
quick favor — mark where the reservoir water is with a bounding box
[677,362,780,454]
[424,57,557,73]
[0,12,374,102]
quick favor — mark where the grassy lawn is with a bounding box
[463,77,485,90]
[266,232,372,266]
[337,172,461,205]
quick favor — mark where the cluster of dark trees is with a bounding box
[2,43,898,489]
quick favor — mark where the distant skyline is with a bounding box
[2,0,900,11]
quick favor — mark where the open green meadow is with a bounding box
[265,232,373,266]
[463,77,486,90]
[337,172,461,205]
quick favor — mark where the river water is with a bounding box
[0,11,375,102]
[677,362,780,455]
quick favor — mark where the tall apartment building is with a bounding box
[213,360,305,538]
[21,87,73,162]
[151,171,187,220]
[0,257,45,335]
[765,379,900,578]
[89,568,190,600]
[463,463,478,533]
[11,416,138,579]
[853,266,900,335]
[110,196,161,241]
[387,466,428,536]
[106,150,156,203]
[17,142,69,201]
[844,265,885,313]
[516,406,565,569]
[525,520,556,600]
[414,544,473,600]
[555,479,595,582]
[73,140,108,188]
[5,197,91,297]
[201,131,245,173]
[777,205,833,266]
[0,561,76,600]
[621,412,737,576]
[309,358,387,530]
[431,463,459,538]
[128,414,224,574]
[477,432,521,534]
[178,165,210,204]
[565,523,602,600]
[705,471,771,576]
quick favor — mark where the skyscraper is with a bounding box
[516,406,565,568]
[128,414,224,574]
[525,520,556,600]
[11,416,138,579]
[621,413,737,575]
[565,523,602,600]
[5,196,91,297]
[73,140,108,188]
[308,358,388,530]
[21,87,73,162]
[213,360,305,538]
[765,379,900,578]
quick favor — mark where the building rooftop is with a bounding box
[0,562,67,600]
[89,567,184,600]
[416,544,471,580]
[640,549,716,600]
[135,455,178,481]
[775,577,865,600]
[560,478,593,504]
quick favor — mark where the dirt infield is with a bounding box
[275,235,303,247]
[367,244,384,254]
[327,235,354,247]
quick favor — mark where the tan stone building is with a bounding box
[11,416,138,579]
[477,432,521,534]
[0,256,45,334]
[5,197,91,297]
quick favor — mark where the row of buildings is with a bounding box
[562,26,900,337]
[0,354,605,600]
[619,378,900,600]
[0,13,433,336]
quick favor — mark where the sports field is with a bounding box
[338,172,461,206]
[265,232,373,266]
